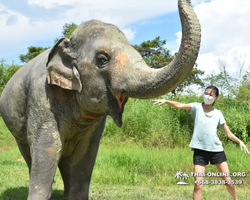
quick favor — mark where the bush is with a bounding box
[103,94,250,147]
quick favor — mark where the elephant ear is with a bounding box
[46,38,82,92]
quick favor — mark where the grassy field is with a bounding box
[0,139,250,199]
[1,95,250,200]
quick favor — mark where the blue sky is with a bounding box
[1,0,250,79]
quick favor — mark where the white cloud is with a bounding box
[196,53,219,76]
[121,28,137,41]
[194,0,250,55]
[196,46,250,80]
[27,0,178,26]
[172,31,182,54]
[0,5,62,60]
[44,0,178,29]
[170,0,250,80]
[1,0,180,63]
[27,0,82,9]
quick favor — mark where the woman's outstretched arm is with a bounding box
[152,99,191,110]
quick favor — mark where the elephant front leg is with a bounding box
[68,117,106,200]
[28,124,62,200]
[68,146,99,200]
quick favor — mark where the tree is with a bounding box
[54,22,78,43]
[234,54,250,79]
[0,59,21,94]
[0,59,5,90]
[19,46,49,63]
[133,36,204,94]
[133,36,173,69]
[236,71,250,104]
[20,23,78,63]
[62,22,78,39]
[202,57,250,98]
[202,72,236,97]
[172,63,205,95]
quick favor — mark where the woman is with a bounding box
[153,86,249,200]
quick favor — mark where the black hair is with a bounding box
[205,85,219,97]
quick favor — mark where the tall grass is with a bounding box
[103,94,250,147]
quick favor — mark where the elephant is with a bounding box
[0,0,200,199]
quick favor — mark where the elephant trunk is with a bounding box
[114,0,201,99]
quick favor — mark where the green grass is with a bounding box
[0,142,250,200]
[0,118,16,153]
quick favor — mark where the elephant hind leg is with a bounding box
[58,156,72,199]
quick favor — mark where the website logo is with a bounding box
[174,170,190,185]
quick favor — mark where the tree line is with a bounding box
[1,22,250,104]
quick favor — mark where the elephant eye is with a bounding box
[95,53,110,68]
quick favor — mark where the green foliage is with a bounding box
[203,71,237,97]
[54,22,78,43]
[172,64,205,94]
[103,94,250,146]
[19,46,48,63]
[217,97,250,142]
[0,60,4,87]
[103,98,192,148]
[133,36,173,69]
[62,22,78,38]
[0,59,21,94]
[236,71,250,104]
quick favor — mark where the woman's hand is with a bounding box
[152,99,166,105]
[239,141,249,154]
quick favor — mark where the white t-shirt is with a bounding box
[188,103,226,152]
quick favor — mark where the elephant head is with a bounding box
[46,0,201,127]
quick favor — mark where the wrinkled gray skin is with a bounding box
[0,0,200,199]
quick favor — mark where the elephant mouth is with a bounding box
[108,92,128,127]
[115,94,126,110]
